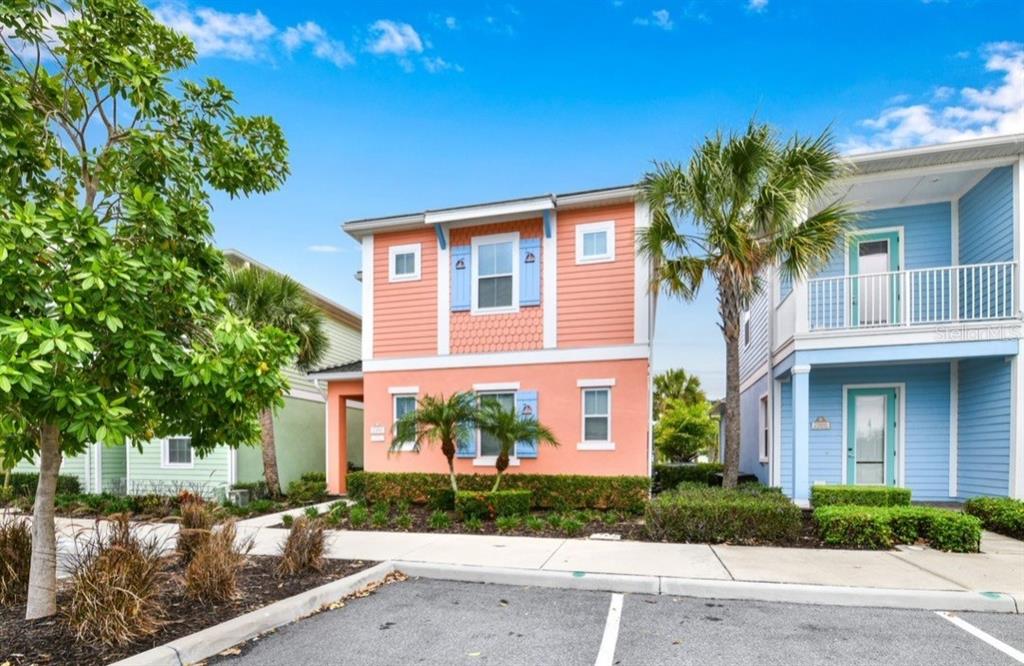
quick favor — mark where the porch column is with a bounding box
[1013,353,1024,499]
[792,364,812,502]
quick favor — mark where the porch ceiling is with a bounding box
[837,167,992,210]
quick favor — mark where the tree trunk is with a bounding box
[259,407,281,498]
[722,326,742,489]
[2,466,10,489]
[441,441,458,493]
[25,423,61,620]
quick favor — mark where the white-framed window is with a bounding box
[742,310,751,347]
[388,243,421,282]
[474,391,520,465]
[392,394,418,452]
[575,220,615,264]
[578,387,613,450]
[471,232,519,314]
[161,436,194,469]
[758,393,770,463]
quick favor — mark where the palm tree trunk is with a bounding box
[491,472,502,492]
[722,301,742,489]
[259,407,282,498]
[25,423,60,620]
[447,459,458,493]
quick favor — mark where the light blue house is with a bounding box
[735,134,1024,504]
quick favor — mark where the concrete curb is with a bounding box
[112,561,396,666]
[394,561,1021,614]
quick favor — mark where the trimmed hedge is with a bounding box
[652,463,723,492]
[6,472,81,497]
[346,472,650,514]
[810,484,911,508]
[455,490,532,519]
[645,484,802,545]
[814,505,982,552]
[286,472,328,503]
[964,496,1024,540]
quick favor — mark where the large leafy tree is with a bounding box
[392,392,479,493]
[639,122,854,488]
[476,400,558,492]
[652,368,707,416]
[0,0,294,618]
[224,266,328,497]
[654,399,718,463]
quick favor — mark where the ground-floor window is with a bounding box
[393,394,417,451]
[162,436,193,468]
[478,392,515,457]
[582,387,611,446]
[759,393,770,463]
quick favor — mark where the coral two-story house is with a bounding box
[312,187,656,494]
[734,134,1024,504]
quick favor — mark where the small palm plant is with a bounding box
[392,392,478,493]
[476,399,558,492]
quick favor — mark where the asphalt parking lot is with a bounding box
[216,578,1024,665]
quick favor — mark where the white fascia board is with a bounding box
[425,197,554,225]
[361,235,374,361]
[634,200,651,344]
[309,371,364,381]
[364,344,650,373]
[542,211,558,349]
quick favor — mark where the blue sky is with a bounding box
[152,0,1024,397]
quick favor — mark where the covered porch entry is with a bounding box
[774,338,1020,503]
[310,361,364,495]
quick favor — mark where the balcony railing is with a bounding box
[807,261,1017,332]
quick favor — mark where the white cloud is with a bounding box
[886,93,911,105]
[422,56,463,73]
[445,16,458,30]
[307,245,341,253]
[842,42,1024,154]
[366,19,424,56]
[281,21,354,68]
[634,9,673,30]
[152,3,275,60]
[747,0,769,12]
[0,8,73,61]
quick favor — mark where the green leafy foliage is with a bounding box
[3,472,81,497]
[810,485,912,508]
[645,484,802,545]
[347,472,650,514]
[654,399,718,463]
[455,490,532,520]
[963,496,1024,540]
[652,463,723,492]
[428,509,451,530]
[287,474,327,504]
[475,400,559,491]
[653,368,707,416]
[348,505,368,529]
[391,392,479,493]
[813,506,981,552]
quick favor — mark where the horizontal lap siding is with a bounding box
[374,228,437,357]
[127,443,231,496]
[959,167,1013,265]
[739,375,769,484]
[780,380,793,496]
[740,288,769,382]
[450,219,544,353]
[807,363,951,500]
[557,204,635,347]
[288,317,361,394]
[957,357,1011,497]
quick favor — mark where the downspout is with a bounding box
[766,266,776,487]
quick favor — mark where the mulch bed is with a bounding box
[1,555,376,666]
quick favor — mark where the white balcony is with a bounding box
[805,261,1017,332]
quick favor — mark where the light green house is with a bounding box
[15,250,363,498]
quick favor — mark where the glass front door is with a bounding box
[846,388,898,486]
[850,232,900,327]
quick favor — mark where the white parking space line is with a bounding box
[595,593,624,666]
[935,611,1024,663]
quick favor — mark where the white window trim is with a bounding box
[742,310,751,348]
[476,390,519,463]
[160,436,194,469]
[388,385,420,394]
[578,386,614,450]
[388,243,421,282]
[471,232,520,315]
[577,378,617,388]
[472,382,520,391]
[575,220,616,265]
[392,393,418,452]
[758,393,770,463]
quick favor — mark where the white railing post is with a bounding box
[901,270,911,326]
[794,276,809,334]
[951,265,959,322]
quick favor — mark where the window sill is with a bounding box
[394,442,418,453]
[160,463,195,470]
[472,456,521,467]
[388,274,421,283]
[470,306,520,316]
[575,255,614,266]
[576,441,615,451]
[758,457,770,464]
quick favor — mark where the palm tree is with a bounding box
[639,121,855,488]
[223,265,327,497]
[476,399,558,491]
[391,392,479,493]
[653,368,707,416]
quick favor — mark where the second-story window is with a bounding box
[389,243,421,282]
[575,220,615,264]
[472,232,518,314]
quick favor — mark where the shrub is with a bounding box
[652,463,723,492]
[645,485,802,545]
[525,516,545,532]
[64,516,166,646]
[0,517,31,605]
[287,475,328,504]
[428,509,451,530]
[349,505,369,528]
[347,472,650,514]
[394,512,413,530]
[7,471,81,497]
[281,514,294,528]
[247,498,277,515]
[304,506,320,519]
[601,511,621,526]
[277,516,326,577]
[964,496,1024,540]
[495,515,523,533]
[813,506,981,553]
[456,490,532,520]
[427,488,456,511]
[185,520,252,602]
[810,485,912,508]
[371,504,390,528]
[545,513,563,530]
[561,517,583,537]
[463,516,483,532]
[231,481,270,500]
[178,498,215,565]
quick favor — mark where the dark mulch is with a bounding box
[0,556,375,666]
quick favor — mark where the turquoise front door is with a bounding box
[849,231,901,327]
[846,388,898,486]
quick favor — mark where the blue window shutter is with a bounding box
[519,238,541,306]
[456,422,475,457]
[515,390,539,458]
[451,245,471,312]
